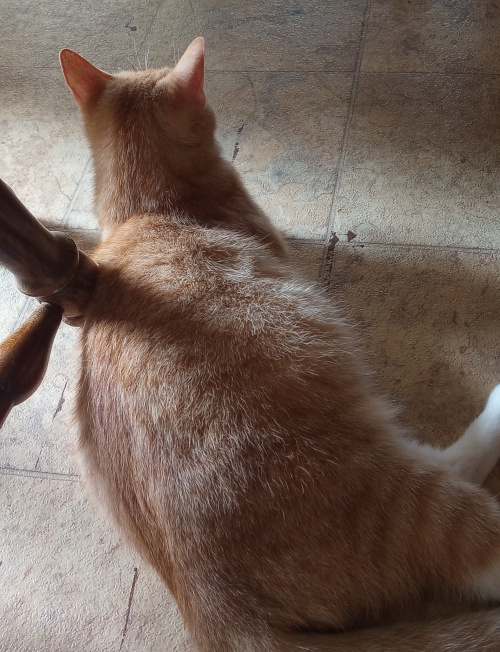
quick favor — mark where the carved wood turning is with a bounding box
[0,178,99,427]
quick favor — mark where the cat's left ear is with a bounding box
[170,37,206,107]
[60,49,113,109]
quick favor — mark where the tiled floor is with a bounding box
[1,1,500,650]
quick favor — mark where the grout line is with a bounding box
[5,67,500,76]
[61,157,91,227]
[320,0,373,288]
[208,69,359,75]
[0,467,80,482]
[208,70,500,76]
[2,66,500,77]
[337,241,500,255]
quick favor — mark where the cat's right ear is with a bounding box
[168,37,206,107]
[60,50,112,109]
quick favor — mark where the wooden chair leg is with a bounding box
[0,178,98,427]
[0,303,62,428]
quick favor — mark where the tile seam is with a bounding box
[4,67,500,76]
[0,467,80,482]
[336,241,500,255]
[320,0,373,287]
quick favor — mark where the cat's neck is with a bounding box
[93,140,225,223]
[92,140,289,258]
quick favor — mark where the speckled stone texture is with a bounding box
[1,0,500,649]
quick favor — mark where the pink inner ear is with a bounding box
[171,37,206,106]
[60,49,112,108]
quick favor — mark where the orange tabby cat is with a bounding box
[60,38,500,651]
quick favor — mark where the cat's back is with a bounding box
[78,212,370,451]
[76,211,424,630]
[84,212,350,360]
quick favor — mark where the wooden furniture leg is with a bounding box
[0,303,62,428]
[0,178,98,427]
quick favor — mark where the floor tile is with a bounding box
[0,0,160,71]
[363,0,500,73]
[329,243,500,449]
[0,474,133,652]
[210,72,352,239]
[335,73,500,248]
[145,0,368,72]
[0,68,89,228]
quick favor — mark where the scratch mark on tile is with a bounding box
[54,176,71,203]
[120,567,139,650]
[53,381,68,420]
[232,123,245,162]
[62,156,92,226]
[34,448,43,471]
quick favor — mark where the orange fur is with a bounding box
[60,39,500,651]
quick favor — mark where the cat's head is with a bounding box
[59,38,219,226]
[60,37,212,145]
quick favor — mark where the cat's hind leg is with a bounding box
[441,385,500,484]
[398,385,500,484]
